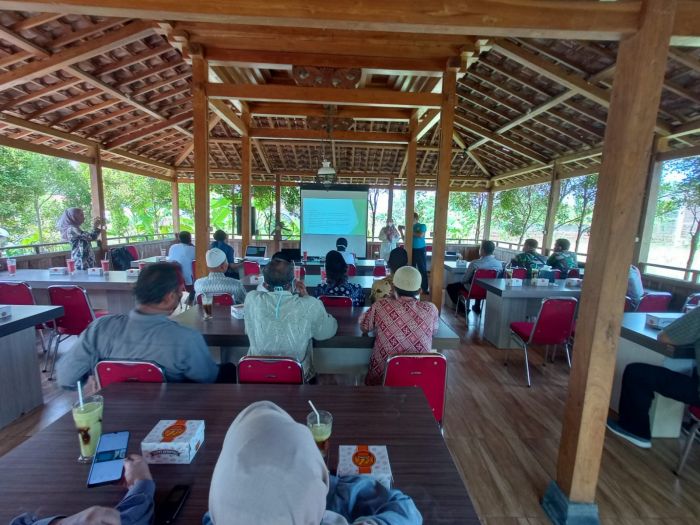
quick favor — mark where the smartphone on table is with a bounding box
[87,431,129,488]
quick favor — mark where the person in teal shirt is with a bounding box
[400,212,428,293]
[546,238,578,273]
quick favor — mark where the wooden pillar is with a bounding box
[89,145,108,252]
[191,47,209,279]
[482,190,495,241]
[241,111,252,250]
[542,163,562,255]
[274,173,282,252]
[404,111,418,264]
[388,176,394,220]
[429,66,458,310]
[171,178,180,234]
[545,0,677,519]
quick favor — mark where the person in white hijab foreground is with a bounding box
[205,401,422,525]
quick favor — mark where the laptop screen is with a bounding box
[245,246,266,258]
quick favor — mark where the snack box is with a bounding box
[0,305,11,319]
[49,267,68,275]
[126,268,140,278]
[645,313,678,330]
[87,267,104,277]
[337,445,392,489]
[505,278,523,287]
[533,278,550,287]
[141,419,205,464]
[565,278,582,287]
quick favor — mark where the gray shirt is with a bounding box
[57,310,219,388]
[462,254,503,285]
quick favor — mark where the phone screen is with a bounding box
[87,431,129,487]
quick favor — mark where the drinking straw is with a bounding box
[308,400,320,425]
[77,381,84,409]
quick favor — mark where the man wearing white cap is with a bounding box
[360,266,439,385]
[194,248,247,305]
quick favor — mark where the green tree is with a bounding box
[493,184,549,246]
[555,174,598,252]
[448,192,488,241]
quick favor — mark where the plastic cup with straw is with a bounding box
[71,381,104,463]
[306,400,332,459]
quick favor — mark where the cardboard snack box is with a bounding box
[337,445,392,489]
[141,419,204,464]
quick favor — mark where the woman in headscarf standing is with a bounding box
[378,218,400,261]
[57,208,104,270]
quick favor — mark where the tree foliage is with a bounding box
[555,174,598,252]
[493,184,549,245]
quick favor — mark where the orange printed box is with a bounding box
[141,419,204,464]
[337,445,392,489]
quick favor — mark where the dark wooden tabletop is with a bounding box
[175,304,460,349]
[0,384,478,524]
[0,269,137,290]
[0,304,63,337]
[620,312,694,358]
[476,278,582,298]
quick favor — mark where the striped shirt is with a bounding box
[194,272,247,304]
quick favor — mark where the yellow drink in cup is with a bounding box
[307,410,332,459]
[72,395,104,463]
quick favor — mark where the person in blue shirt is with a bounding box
[399,213,428,294]
[11,455,154,525]
[210,229,243,279]
[204,401,421,525]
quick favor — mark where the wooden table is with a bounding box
[443,261,469,287]
[0,269,137,314]
[240,274,378,301]
[612,312,695,438]
[175,305,460,373]
[0,384,478,524]
[477,278,582,349]
[0,304,63,429]
[130,255,167,268]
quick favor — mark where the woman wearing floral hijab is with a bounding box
[56,208,104,270]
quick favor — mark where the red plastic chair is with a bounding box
[46,285,109,379]
[244,261,261,276]
[94,360,165,389]
[0,281,51,352]
[682,292,700,313]
[636,292,672,313]
[125,245,139,261]
[238,356,304,384]
[455,268,498,322]
[347,264,357,276]
[508,297,578,387]
[196,293,235,306]
[567,268,581,279]
[384,353,447,426]
[319,295,352,307]
[624,296,636,312]
[676,405,700,475]
[510,267,527,279]
[373,265,387,277]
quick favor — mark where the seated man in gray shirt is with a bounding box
[445,240,503,314]
[57,263,220,388]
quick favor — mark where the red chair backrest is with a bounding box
[238,356,303,384]
[567,268,581,279]
[468,269,499,301]
[319,295,352,307]
[636,292,672,313]
[550,270,562,280]
[682,293,700,313]
[95,360,165,389]
[196,293,234,306]
[384,353,447,425]
[347,264,357,276]
[0,281,35,305]
[125,245,139,261]
[48,285,98,335]
[511,268,527,279]
[426,245,433,253]
[244,261,261,276]
[529,297,578,345]
[373,266,387,277]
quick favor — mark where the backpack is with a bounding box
[110,247,135,271]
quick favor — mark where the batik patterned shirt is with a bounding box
[194,272,247,304]
[360,296,439,385]
[315,279,365,306]
[66,225,99,270]
[546,250,578,271]
[511,251,546,277]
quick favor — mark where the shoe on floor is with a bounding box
[606,419,651,449]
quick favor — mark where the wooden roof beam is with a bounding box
[207,83,442,108]
[209,99,246,136]
[10,13,63,32]
[248,103,411,121]
[0,77,83,111]
[7,1,699,41]
[250,127,410,144]
[103,109,193,149]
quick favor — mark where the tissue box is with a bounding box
[126,269,140,278]
[141,419,204,464]
[565,278,582,287]
[87,268,104,277]
[533,278,550,286]
[506,278,523,287]
[49,267,68,275]
[0,305,11,319]
[337,445,392,489]
[645,313,677,330]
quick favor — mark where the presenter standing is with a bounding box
[399,212,428,294]
[378,218,400,261]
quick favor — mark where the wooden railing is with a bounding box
[638,262,700,284]
[2,233,174,256]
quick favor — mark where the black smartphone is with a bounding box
[155,485,190,525]
[87,431,129,488]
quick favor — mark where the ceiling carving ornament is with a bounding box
[292,66,362,89]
